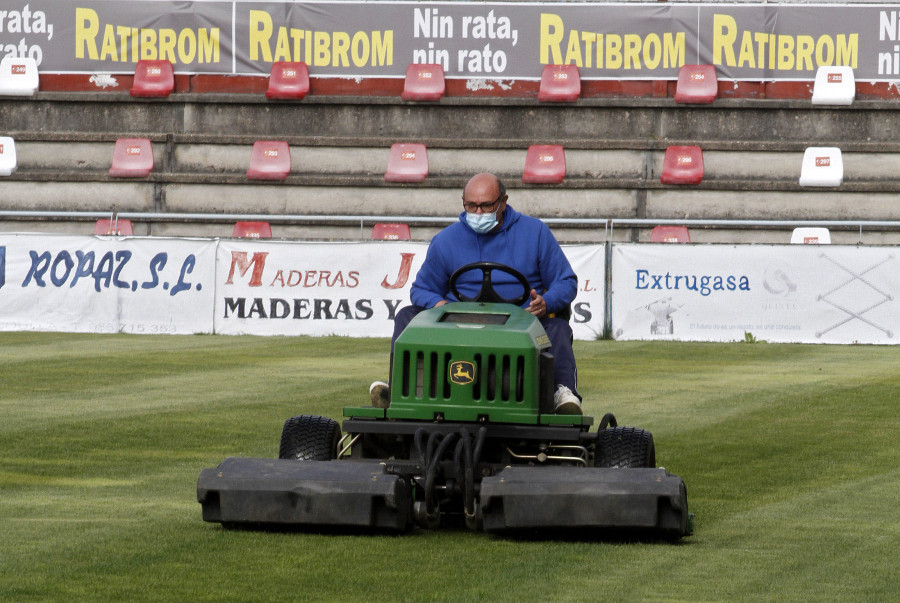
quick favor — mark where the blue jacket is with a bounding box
[410,205,578,313]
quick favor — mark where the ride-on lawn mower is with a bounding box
[198,263,692,539]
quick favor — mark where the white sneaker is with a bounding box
[369,381,390,408]
[553,385,582,415]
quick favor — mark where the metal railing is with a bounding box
[7,210,900,243]
[0,210,114,221]
[113,212,612,239]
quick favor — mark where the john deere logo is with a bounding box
[449,361,475,385]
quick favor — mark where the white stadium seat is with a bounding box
[0,136,17,176]
[811,66,855,106]
[799,147,843,187]
[791,227,831,245]
[0,56,38,96]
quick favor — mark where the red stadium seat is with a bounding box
[522,145,566,184]
[660,146,704,185]
[130,60,174,97]
[650,225,691,243]
[233,221,272,239]
[94,219,134,236]
[109,138,154,178]
[372,223,411,240]
[674,64,717,104]
[384,143,428,182]
[246,141,291,180]
[537,65,580,102]
[401,64,444,101]
[266,62,310,99]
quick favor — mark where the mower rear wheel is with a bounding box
[595,426,656,468]
[279,414,340,461]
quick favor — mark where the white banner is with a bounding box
[611,244,900,344]
[0,234,216,334]
[562,244,606,341]
[214,240,605,340]
[214,240,427,337]
[8,235,900,345]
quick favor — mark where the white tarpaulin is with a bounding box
[0,234,216,334]
[214,240,606,340]
[611,244,899,344]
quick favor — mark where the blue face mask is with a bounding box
[466,211,498,234]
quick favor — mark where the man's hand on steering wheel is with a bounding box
[527,289,547,318]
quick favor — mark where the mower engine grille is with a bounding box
[399,350,527,404]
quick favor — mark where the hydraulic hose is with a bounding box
[453,436,465,482]
[473,426,488,467]
[456,427,469,482]
[424,432,458,515]
[462,428,475,517]
[414,428,428,464]
[419,425,486,520]
[424,429,442,468]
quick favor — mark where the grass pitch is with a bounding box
[2,333,899,601]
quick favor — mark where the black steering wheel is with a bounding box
[448,262,530,306]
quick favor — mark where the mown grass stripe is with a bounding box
[1,333,898,601]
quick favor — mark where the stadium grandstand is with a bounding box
[2,0,900,245]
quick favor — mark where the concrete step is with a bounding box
[2,215,892,246]
[7,94,900,150]
[4,177,895,235]
[12,140,900,188]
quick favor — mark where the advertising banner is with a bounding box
[611,244,900,344]
[6,234,900,345]
[0,234,216,334]
[214,240,605,340]
[214,240,427,337]
[7,2,898,81]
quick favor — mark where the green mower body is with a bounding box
[374,302,579,424]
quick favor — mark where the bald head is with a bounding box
[463,173,502,202]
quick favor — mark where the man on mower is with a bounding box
[372,172,582,415]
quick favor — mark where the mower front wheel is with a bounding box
[595,426,656,468]
[278,414,341,461]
